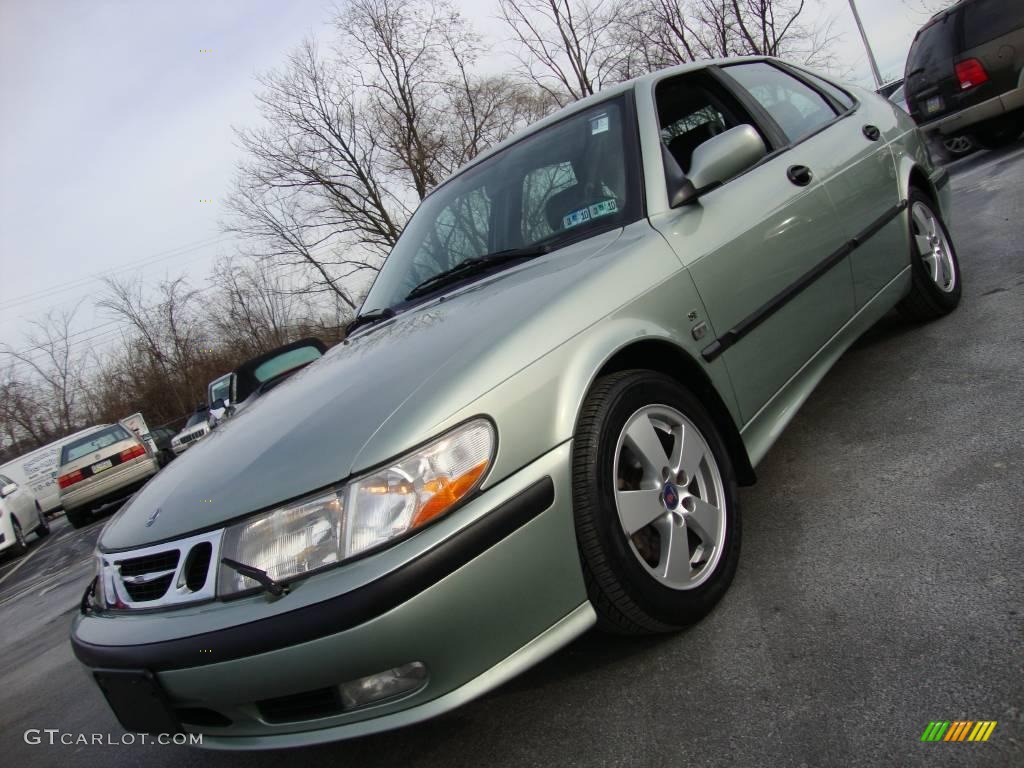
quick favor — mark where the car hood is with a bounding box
[100,228,629,550]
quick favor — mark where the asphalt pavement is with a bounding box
[1,143,1022,767]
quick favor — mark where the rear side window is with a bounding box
[61,426,132,464]
[906,16,956,79]
[799,71,855,110]
[725,62,838,143]
[962,0,1024,49]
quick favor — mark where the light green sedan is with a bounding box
[71,57,959,749]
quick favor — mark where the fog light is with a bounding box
[339,662,427,709]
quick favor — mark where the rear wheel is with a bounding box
[897,189,961,321]
[65,506,91,529]
[572,371,741,635]
[975,121,1021,149]
[34,502,50,537]
[9,519,28,556]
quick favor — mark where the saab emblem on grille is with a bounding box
[145,507,162,527]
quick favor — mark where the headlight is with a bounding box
[218,419,494,595]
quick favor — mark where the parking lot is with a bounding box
[2,144,1022,768]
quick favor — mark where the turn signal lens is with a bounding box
[119,443,146,462]
[58,470,83,489]
[955,58,988,90]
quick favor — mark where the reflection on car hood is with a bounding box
[100,228,628,550]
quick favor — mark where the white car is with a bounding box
[170,411,212,455]
[0,472,50,557]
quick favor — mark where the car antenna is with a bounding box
[221,558,290,596]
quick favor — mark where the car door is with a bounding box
[772,64,904,308]
[647,66,854,424]
[0,474,33,522]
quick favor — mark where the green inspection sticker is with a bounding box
[562,198,618,230]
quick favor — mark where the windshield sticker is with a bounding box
[591,113,609,134]
[562,198,618,230]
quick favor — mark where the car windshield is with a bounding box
[185,412,208,428]
[61,425,131,463]
[253,346,321,383]
[360,95,640,312]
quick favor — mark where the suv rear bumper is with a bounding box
[920,83,1024,136]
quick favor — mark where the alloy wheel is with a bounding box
[612,405,726,590]
[911,201,956,293]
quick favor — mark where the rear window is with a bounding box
[962,0,1024,50]
[61,425,132,464]
[906,16,956,80]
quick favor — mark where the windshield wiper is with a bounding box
[221,557,289,597]
[346,307,396,335]
[404,243,556,301]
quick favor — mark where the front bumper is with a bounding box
[71,441,592,749]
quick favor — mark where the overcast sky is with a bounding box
[0,0,934,357]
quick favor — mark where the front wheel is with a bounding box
[897,189,962,321]
[572,371,741,635]
[9,519,28,556]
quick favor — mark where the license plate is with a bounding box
[925,95,943,114]
[93,669,181,734]
[92,459,113,473]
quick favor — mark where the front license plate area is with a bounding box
[92,459,113,473]
[926,95,943,114]
[93,669,181,734]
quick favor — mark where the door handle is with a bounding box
[862,124,881,141]
[786,165,813,186]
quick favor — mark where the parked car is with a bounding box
[903,0,1024,154]
[58,424,159,529]
[207,372,233,422]
[0,427,99,517]
[148,427,178,467]
[0,473,49,558]
[72,57,958,747]
[170,408,212,456]
[884,79,977,157]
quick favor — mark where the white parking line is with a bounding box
[0,532,59,589]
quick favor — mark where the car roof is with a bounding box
[431,56,770,194]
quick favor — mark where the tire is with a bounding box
[942,134,975,157]
[65,506,91,529]
[34,502,50,538]
[572,370,741,635]
[9,518,28,556]
[974,122,1021,149]
[897,188,962,322]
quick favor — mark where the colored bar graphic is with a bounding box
[922,720,996,742]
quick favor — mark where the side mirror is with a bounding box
[1,482,17,498]
[668,124,767,207]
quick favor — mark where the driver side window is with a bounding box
[724,62,838,143]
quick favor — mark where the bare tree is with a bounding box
[498,0,629,105]
[0,302,89,438]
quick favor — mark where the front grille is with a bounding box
[257,687,344,724]
[119,550,179,577]
[180,428,207,446]
[123,572,174,602]
[99,529,223,610]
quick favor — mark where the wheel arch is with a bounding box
[583,338,756,487]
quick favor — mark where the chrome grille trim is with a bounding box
[99,528,224,610]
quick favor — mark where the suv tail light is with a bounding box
[955,58,988,90]
[58,470,84,489]
[119,443,147,462]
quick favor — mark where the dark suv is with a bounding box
[904,0,1024,155]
